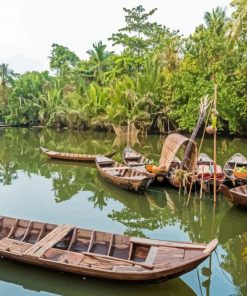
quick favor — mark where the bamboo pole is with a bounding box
[213,84,218,204]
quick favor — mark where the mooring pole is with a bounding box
[213,84,218,204]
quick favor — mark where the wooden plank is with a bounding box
[130,237,206,249]
[36,223,46,242]
[67,228,77,251]
[7,219,19,238]
[81,252,153,269]
[128,242,133,260]
[102,167,130,171]
[0,238,31,254]
[87,231,95,252]
[24,224,74,258]
[145,246,158,265]
[107,233,114,256]
[21,221,32,242]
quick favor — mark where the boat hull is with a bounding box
[96,156,154,192]
[0,250,208,281]
[41,147,116,162]
[0,216,218,282]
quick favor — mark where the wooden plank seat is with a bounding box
[0,238,31,254]
[102,167,130,171]
[24,224,74,258]
[127,161,146,166]
[123,176,146,180]
[125,152,141,160]
[96,156,114,165]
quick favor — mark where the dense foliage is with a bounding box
[0,2,246,134]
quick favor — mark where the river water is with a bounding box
[0,128,246,296]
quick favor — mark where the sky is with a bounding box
[0,0,232,73]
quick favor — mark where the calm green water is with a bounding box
[0,128,247,296]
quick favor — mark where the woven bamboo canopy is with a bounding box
[159,133,198,172]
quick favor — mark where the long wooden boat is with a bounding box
[41,147,116,162]
[122,147,166,183]
[0,215,218,282]
[95,156,154,192]
[221,184,247,207]
[197,153,225,193]
[223,153,247,185]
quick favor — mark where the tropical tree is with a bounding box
[0,64,18,106]
[49,43,80,75]
[86,41,114,84]
[5,71,50,125]
[109,5,171,75]
[204,6,228,35]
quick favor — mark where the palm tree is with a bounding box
[86,41,113,84]
[204,6,228,35]
[0,63,17,105]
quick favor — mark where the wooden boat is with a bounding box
[223,153,247,185]
[221,184,247,207]
[95,156,154,192]
[0,215,218,282]
[41,147,116,162]
[122,147,166,183]
[122,147,151,168]
[197,153,225,193]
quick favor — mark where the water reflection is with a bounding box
[45,162,97,203]
[0,128,247,295]
[218,208,247,294]
[0,260,197,296]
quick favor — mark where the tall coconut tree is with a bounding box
[204,6,228,35]
[86,41,114,84]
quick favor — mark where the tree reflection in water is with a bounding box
[218,208,247,295]
[1,128,247,295]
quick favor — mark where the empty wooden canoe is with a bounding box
[95,156,154,192]
[123,147,151,168]
[221,184,247,207]
[197,153,225,193]
[41,147,116,162]
[223,153,247,185]
[0,215,218,282]
[122,147,167,183]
